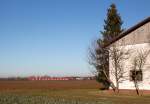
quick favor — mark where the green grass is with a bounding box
[0,89,150,104]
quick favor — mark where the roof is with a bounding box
[104,16,150,47]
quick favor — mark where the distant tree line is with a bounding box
[0,77,28,81]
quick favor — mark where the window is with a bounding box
[130,70,143,81]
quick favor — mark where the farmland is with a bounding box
[0,80,150,104]
[0,80,100,90]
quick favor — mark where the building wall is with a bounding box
[109,21,150,90]
[111,22,150,47]
[109,43,150,90]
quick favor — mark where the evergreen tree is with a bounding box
[98,3,123,89]
[101,3,123,44]
[89,3,123,90]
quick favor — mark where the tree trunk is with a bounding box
[115,79,119,93]
[102,70,116,92]
[134,81,140,95]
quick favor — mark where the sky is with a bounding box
[0,0,150,77]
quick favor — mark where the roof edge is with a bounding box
[104,16,150,48]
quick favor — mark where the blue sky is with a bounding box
[0,0,150,77]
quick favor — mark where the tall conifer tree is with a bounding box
[98,3,123,89]
[89,4,123,90]
[101,3,123,44]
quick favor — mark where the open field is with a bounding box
[0,80,150,104]
[0,80,100,90]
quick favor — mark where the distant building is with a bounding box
[28,76,69,81]
[28,76,95,81]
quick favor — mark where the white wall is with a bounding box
[109,43,150,90]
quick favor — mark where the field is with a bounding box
[0,80,100,90]
[0,80,150,104]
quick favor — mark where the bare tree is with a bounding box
[109,44,131,93]
[88,39,116,91]
[131,48,150,95]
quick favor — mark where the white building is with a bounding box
[106,17,150,90]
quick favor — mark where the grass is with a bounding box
[0,80,150,104]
